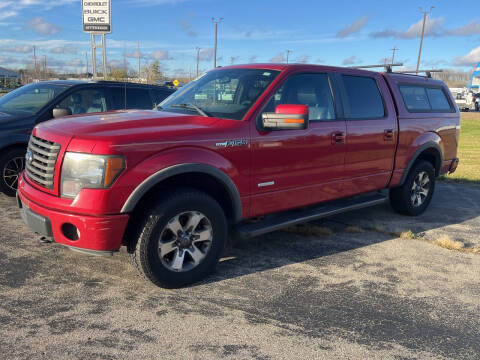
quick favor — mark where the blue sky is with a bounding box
[1,0,480,76]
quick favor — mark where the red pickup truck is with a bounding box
[17,64,460,288]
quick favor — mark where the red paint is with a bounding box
[18,64,460,252]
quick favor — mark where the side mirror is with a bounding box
[53,108,72,119]
[261,104,308,130]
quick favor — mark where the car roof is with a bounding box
[35,80,175,91]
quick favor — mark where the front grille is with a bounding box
[25,135,61,190]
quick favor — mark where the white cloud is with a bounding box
[336,16,369,38]
[448,20,480,36]
[150,50,171,60]
[453,46,480,67]
[370,17,444,39]
[50,46,77,54]
[1,45,32,53]
[26,17,60,36]
[0,0,76,20]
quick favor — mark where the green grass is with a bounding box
[440,112,480,186]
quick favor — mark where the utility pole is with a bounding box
[390,46,398,65]
[137,41,141,80]
[416,6,434,74]
[33,45,37,80]
[196,47,201,78]
[43,55,47,80]
[286,50,292,64]
[85,52,89,77]
[211,17,223,68]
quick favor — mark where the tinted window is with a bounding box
[151,89,171,107]
[126,88,152,109]
[108,86,126,110]
[0,83,69,116]
[342,75,385,119]
[399,85,453,112]
[263,73,335,121]
[426,88,452,111]
[57,88,107,114]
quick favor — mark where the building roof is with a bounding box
[0,67,20,79]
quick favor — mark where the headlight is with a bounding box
[61,152,125,198]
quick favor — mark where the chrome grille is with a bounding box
[25,135,61,190]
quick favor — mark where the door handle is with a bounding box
[384,129,394,141]
[331,131,345,145]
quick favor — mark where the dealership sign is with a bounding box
[82,1,111,33]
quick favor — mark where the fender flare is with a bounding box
[120,163,243,223]
[399,142,443,186]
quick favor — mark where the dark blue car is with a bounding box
[0,80,174,196]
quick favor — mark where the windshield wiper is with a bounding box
[170,103,210,117]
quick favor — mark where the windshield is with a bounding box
[0,83,70,116]
[160,68,280,120]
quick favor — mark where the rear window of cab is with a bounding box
[398,84,454,113]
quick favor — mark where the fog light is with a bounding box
[61,223,80,241]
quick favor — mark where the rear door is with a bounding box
[336,72,397,195]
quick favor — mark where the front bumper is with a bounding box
[17,173,130,253]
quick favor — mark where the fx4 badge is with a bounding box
[215,139,248,148]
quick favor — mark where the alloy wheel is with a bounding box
[2,156,25,191]
[158,211,213,272]
[410,171,430,207]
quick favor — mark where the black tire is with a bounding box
[0,148,26,197]
[389,160,436,216]
[128,188,228,288]
[476,102,479,112]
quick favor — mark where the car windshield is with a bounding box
[0,82,70,116]
[159,68,280,120]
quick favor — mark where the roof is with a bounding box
[0,67,20,79]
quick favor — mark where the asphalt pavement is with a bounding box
[0,182,479,359]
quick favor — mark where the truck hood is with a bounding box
[37,110,230,143]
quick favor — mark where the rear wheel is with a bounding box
[390,160,435,216]
[0,148,26,197]
[128,188,228,288]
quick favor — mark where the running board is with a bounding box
[235,193,388,239]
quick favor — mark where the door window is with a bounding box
[126,88,153,109]
[263,73,336,121]
[108,86,126,110]
[56,88,107,114]
[342,75,385,119]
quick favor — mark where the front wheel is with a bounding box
[128,189,228,288]
[390,160,436,216]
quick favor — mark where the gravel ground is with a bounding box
[0,182,479,359]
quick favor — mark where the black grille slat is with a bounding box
[25,135,60,190]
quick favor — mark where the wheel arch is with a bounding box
[399,142,443,185]
[121,163,242,224]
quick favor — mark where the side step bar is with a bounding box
[235,193,388,239]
